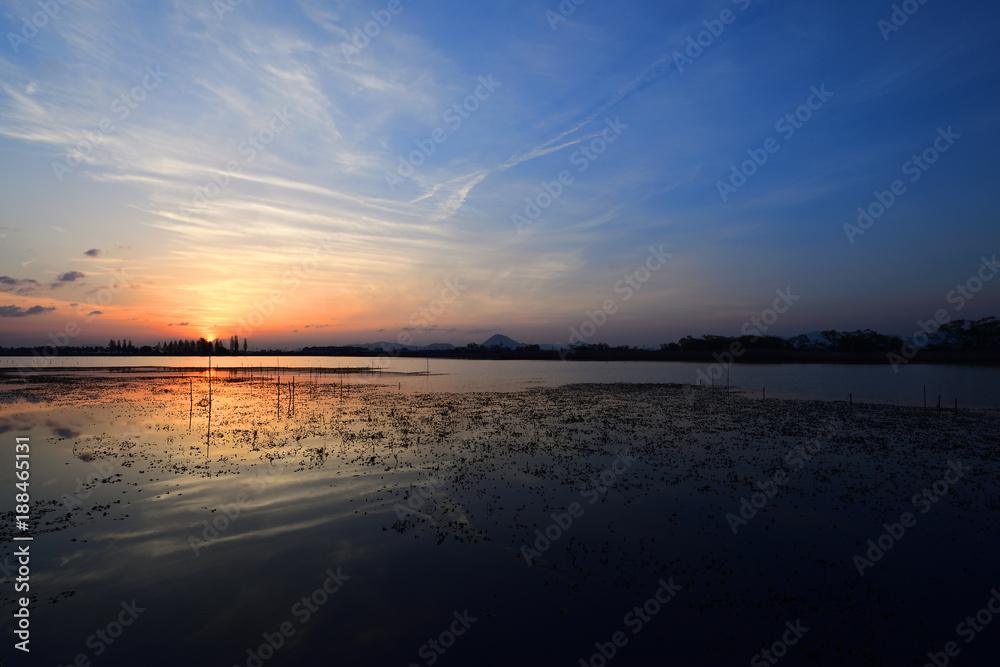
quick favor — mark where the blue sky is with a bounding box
[0,0,998,348]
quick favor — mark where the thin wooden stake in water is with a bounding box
[923,385,926,412]
[206,397,212,458]
[207,371,212,457]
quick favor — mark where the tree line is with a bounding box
[662,317,1000,353]
[107,335,248,355]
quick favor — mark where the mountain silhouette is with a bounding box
[481,334,526,349]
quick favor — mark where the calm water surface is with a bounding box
[4,356,999,405]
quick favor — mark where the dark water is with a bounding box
[1,373,999,666]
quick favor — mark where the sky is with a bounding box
[0,0,998,349]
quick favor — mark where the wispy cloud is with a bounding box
[0,1,996,345]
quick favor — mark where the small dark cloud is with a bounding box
[0,305,56,317]
[53,427,81,439]
[88,310,103,316]
[57,271,86,282]
[179,322,189,326]
[84,248,101,257]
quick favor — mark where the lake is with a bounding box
[2,362,999,665]
[4,355,1000,406]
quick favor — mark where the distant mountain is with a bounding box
[481,334,526,349]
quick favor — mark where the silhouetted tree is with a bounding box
[789,334,811,349]
[819,330,840,350]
